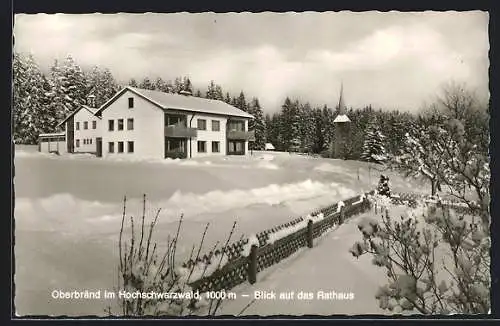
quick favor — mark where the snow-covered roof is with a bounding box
[56,105,101,127]
[97,86,254,119]
[265,143,275,150]
[38,132,65,138]
[333,114,351,123]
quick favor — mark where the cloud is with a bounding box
[13,12,489,113]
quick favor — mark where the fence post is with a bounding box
[248,245,258,285]
[307,220,313,248]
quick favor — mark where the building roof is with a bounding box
[38,132,65,138]
[97,86,254,119]
[333,114,351,123]
[333,82,351,123]
[56,105,101,128]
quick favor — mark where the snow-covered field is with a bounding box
[13,145,430,316]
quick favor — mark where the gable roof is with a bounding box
[333,114,351,123]
[96,86,254,119]
[56,105,101,128]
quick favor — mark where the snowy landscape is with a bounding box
[12,11,490,318]
[14,146,423,316]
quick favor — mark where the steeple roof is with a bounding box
[334,81,351,123]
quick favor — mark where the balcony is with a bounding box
[165,123,197,138]
[226,129,256,141]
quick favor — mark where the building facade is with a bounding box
[39,87,255,159]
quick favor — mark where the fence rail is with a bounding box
[186,190,376,293]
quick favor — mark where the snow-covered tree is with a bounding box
[350,197,490,314]
[377,175,391,197]
[128,78,138,87]
[139,77,154,90]
[234,91,248,112]
[47,55,88,121]
[154,77,168,92]
[13,53,54,143]
[182,76,193,93]
[361,119,388,164]
[85,66,119,107]
[205,80,222,100]
[248,97,266,150]
[194,89,203,98]
[298,103,315,153]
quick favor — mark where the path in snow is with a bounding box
[217,211,388,316]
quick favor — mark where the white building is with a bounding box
[39,87,255,159]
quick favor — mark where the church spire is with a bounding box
[333,81,350,123]
[338,81,346,115]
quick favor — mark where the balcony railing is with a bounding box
[226,129,256,141]
[165,123,197,138]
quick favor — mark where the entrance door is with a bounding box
[96,137,102,157]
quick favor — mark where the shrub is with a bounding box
[110,195,236,316]
[350,195,490,314]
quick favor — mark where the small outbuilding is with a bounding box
[265,143,275,151]
[38,132,66,155]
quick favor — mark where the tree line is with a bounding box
[12,53,488,177]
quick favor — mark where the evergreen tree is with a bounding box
[13,53,45,143]
[128,78,138,87]
[299,102,315,153]
[234,91,248,112]
[182,76,193,93]
[47,55,88,122]
[377,175,391,197]
[85,66,119,107]
[224,92,232,104]
[139,77,154,90]
[361,119,388,164]
[205,80,217,99]
[194,89,203,97]
[248,97,266,150]
[279,97,301,151]
[312,108,326,154]
[154,77,168,92]
[173,77,183,93]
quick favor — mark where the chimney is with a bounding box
[87,94,96,108]
[179,90,192,96]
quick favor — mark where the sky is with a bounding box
[13,11,489,113]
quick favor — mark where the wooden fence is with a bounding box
[389,192,481,215]
[184,190,376,293]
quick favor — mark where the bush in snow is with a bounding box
[112,195,237,317]
[349,199,490,314]
[389,82,489,230]
[377,175,391,197]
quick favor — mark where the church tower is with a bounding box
[333,82,351,159]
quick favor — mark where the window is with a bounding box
[212,120,220,132]
[197,119,207,130]
[83,139,86,145]
[92,121,97,129]
[118,119,124,131]
[84,121,88,130]
[76,139,80,147]
[118,141,124,153]
[89,138,92,145]
[165,114,186,126]
[197,141,206,153]
[128,141,134,153]
[212,141,220,153]
[108,120,114,131]
[128,97,134,108]
[108,142,114,153]
[228,120,245,132]
[127,118,134,130]
[76,122,80,130]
